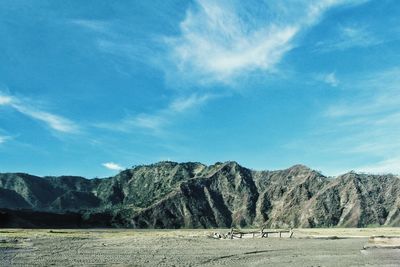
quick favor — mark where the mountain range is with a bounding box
[1,161,399,228]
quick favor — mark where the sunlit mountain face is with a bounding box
[1,162,400,228]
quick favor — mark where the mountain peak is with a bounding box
[285,164,315,174]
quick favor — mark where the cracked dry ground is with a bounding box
[1,232,400,266]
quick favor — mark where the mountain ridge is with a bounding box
[1,161,399,228]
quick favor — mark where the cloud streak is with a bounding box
[165,0,365,84]
[0,135,11,145]
[284,67,400,175]
[102,162,124,171]
[322,68,400,173]
[96,93,215,134]
[317,72,339,87]
[315,24,381,52]
[0,92,79,134]
[356,157,400,175]
[70,19,110,33]
[169,94,211,113]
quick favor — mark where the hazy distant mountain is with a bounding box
[1,161,399,228]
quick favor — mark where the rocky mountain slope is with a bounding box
[1,161,399,228]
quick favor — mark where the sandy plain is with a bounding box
[1,228,400,266]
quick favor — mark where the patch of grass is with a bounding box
[365,223,382,228]
[0,242,20,248]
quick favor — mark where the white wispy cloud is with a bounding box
[70,19,111,33]
[0,135,11,145]
[285,67,400,175]
[70,19,155,69]
[123,94,212,131]
[356,157,400,175]
[133,113,165,131]
[322,68,400,173]
[169,94,211,113]
[165,0,365,84]
[0,95,12,105]
[102,162,124,171]
[315,24,381,52]
[325,69,400,118]
[317,72,339,87]
[96,93,215,133]
[0,92,79,134]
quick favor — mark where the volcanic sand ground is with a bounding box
[1,228,400,266]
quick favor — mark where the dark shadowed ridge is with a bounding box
[1,161,400,228]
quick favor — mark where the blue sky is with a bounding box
[1,0,400,177]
